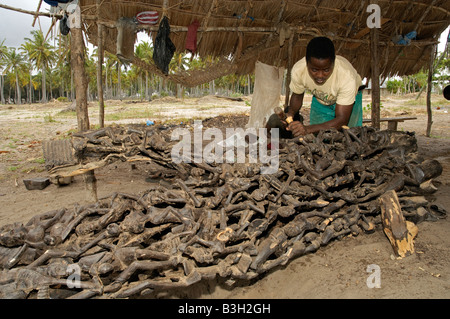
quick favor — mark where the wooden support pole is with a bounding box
[370,21,380,129]
[426,45,436,137]
[379,190,418,258]
[416,30,449,100]
[162,0,169,18]
[96,0,105,128]
[97,25,105,128]
[70,7,97,202]
[70,32,90,130]
[284,35,294,108]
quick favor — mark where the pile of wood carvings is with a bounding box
[0,124,446,299]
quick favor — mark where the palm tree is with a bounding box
[104,52,114,98]
[0,39,6,58]
[0,39,7,104]
[20,41,35,103]
[24,30,55,103]
[3,48,26,105]
[135,41,153,100]
[104,52,122,99]
[85,53,98,101]
[170,52,190,98]
[54,35,72,100]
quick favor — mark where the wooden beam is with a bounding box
[265,0,287,52]
[0,3,63,19]
[32,0,43,27]
[414,0,440,34]
[344,18,390,50]
[82,19,437,48]
[197,0,219,48]
[277,0,287,22]
[134,24,278,33]
[379,0,450,15]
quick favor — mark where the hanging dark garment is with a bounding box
[60,14,70,36]
[44,0,71,6]
[153,16,176,75]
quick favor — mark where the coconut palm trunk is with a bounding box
[28,72,32,103]
[41,67,47,103]
[15,73,21,105]
[0,75,5,104]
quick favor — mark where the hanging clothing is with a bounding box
[116,17,137,63]
[185,20,200,53]
[153,16,176,75]
[136,11,159,25]
[60,13,70,35]
[44,0,71,6]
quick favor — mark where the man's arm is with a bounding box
[286,92,304,118]
[288,103,354,137]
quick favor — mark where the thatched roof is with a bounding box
[80,0,449,87]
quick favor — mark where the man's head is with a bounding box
[306,37,336,86]
[444,85,450,100]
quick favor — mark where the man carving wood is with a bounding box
[267,37,364,138]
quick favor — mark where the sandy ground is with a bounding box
[0,93,449,299]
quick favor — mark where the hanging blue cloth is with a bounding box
[392,30,417,45]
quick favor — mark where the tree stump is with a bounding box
[379,190,418,258]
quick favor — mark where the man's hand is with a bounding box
[287,121,308,137]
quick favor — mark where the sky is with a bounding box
[0,0,53,48]
[0,1,448,51]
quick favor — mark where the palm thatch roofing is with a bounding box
[80,0,450,87]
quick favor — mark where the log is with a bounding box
[215,95,243,102]
[409,159,443,184]
[379,190,418,258]
[23,178,50,190]
[418,159,443,182]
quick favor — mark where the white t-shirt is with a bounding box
[289,55,362,106]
